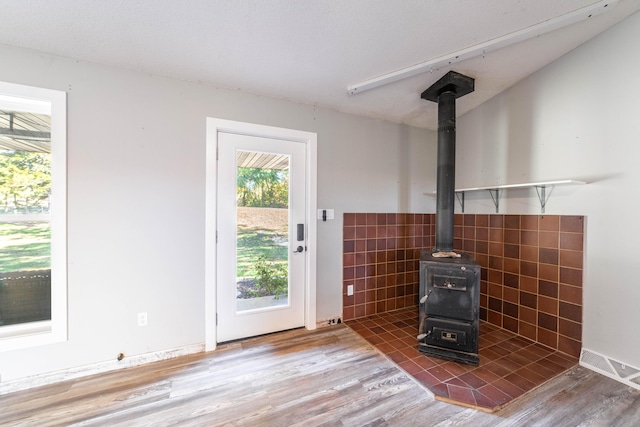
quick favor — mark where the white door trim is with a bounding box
[205,118,317,351]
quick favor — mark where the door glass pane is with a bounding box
[235,150,289,312]
[0,109,52,327]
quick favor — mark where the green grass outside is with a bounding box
[0,222,286,278]
[0,222,51,273]
[236,228,288,277]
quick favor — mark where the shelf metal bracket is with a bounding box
[534,185,551,214]
[455,192,465,213]
[487,189,500,213]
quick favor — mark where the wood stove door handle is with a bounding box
[434,282,467,291]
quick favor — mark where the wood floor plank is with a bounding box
[1,325,638,426]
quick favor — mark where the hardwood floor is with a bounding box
[1,325,639,426]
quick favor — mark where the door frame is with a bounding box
[205,118,317,351]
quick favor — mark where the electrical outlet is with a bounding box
[137,312,148,327]
[347,284,354,296]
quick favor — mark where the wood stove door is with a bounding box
[424,266,477,321]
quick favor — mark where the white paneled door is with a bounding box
[216,131,307,342]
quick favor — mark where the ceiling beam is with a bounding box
[347,0,618,95]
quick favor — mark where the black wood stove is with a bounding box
[418,71,480,365]
[419,252,480,365]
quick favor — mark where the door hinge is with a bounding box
[216,147,219,160]
[216,313,218,325]
[216,230,218,243]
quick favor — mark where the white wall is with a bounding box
[456,12,640,368]
[0,43,434,382]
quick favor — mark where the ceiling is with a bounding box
[0,0,638,130]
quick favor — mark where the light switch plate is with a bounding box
[317,209,335,220]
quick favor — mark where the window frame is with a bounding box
[0,81,67,352]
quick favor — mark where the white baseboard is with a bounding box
[580,347,640,391]
[0,343,204,395]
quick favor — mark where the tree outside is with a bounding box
[237,167,288,208]
[0,151,51,214]
[0,150,51,273]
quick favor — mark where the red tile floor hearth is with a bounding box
[346,307,578,412]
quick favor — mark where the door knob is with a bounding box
[294,246,304,253]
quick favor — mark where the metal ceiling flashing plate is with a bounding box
[421,71,475,103]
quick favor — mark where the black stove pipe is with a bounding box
[434,90,456,252]
[421,71,475,252]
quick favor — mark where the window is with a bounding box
[0,82,66,351]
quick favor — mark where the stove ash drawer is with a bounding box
[422,318,477,353]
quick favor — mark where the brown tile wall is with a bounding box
[342,213,584,358]
[342,213,434,321]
